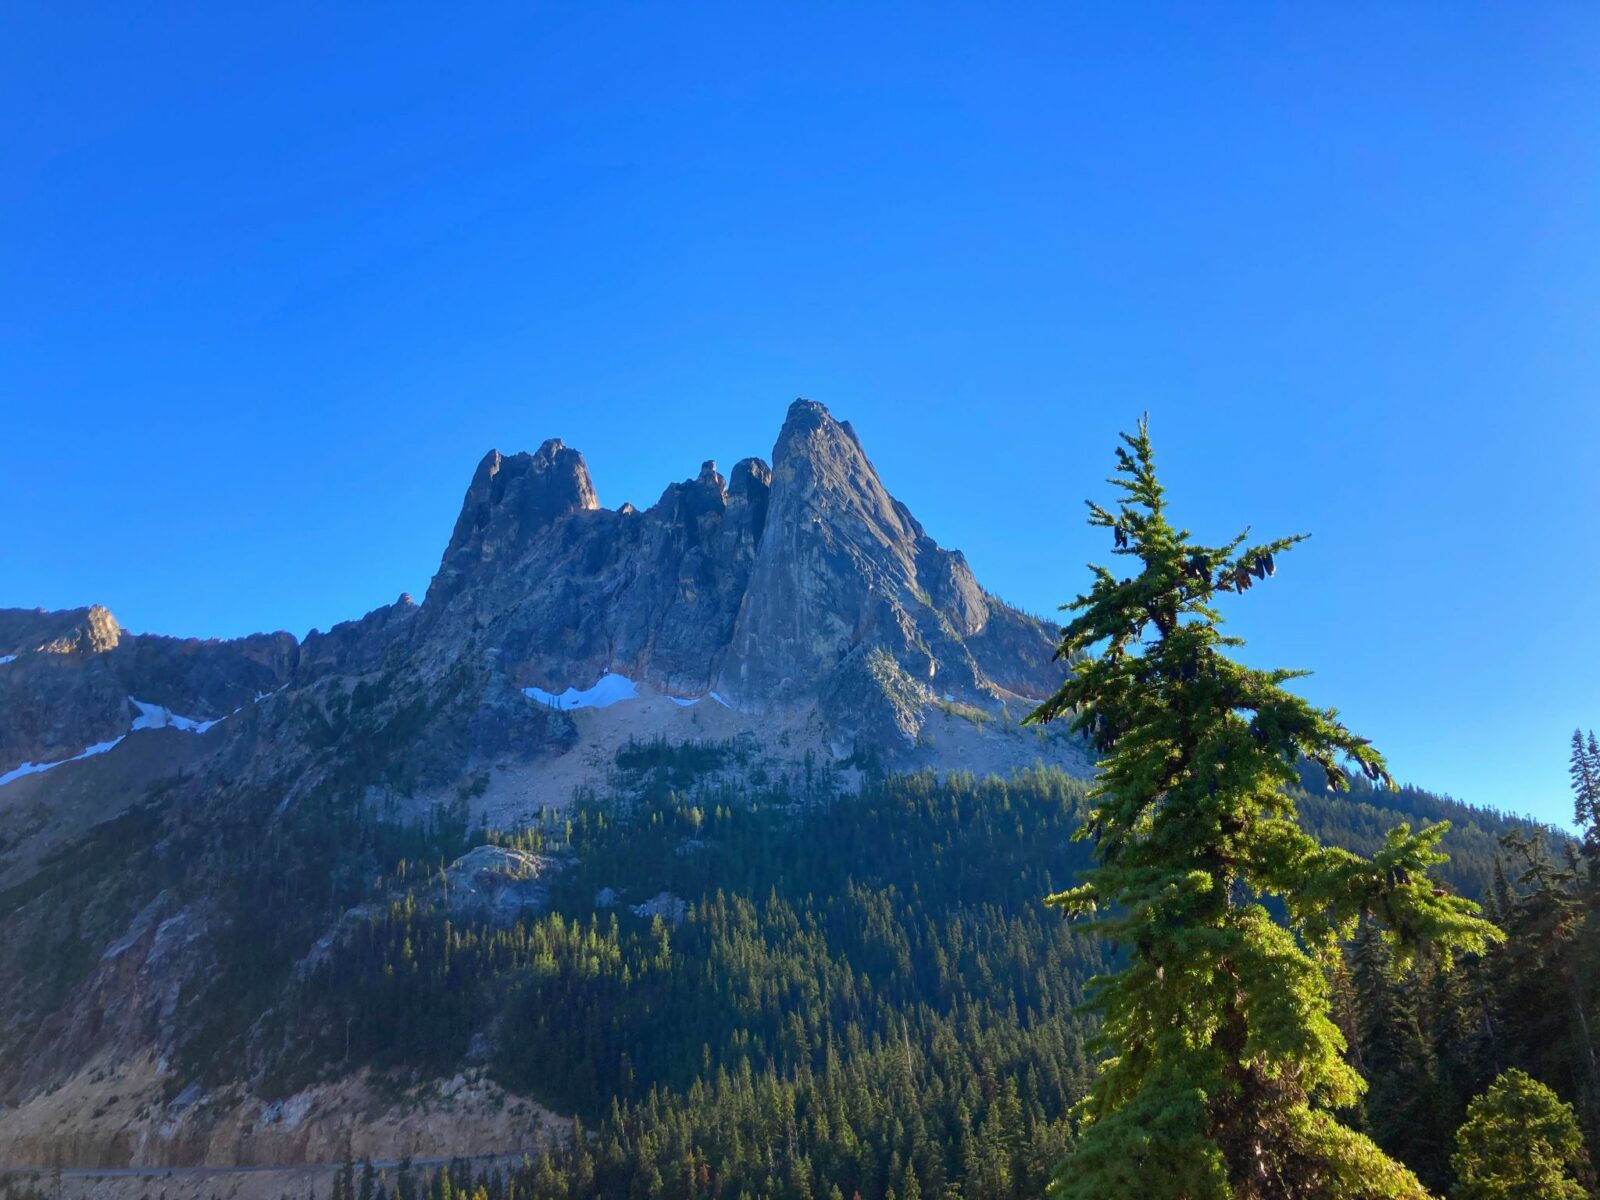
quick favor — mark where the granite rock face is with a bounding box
[427,440,602,607]
[412,398,1065,753]
[415,444,772,703]
[719,400,1061,729]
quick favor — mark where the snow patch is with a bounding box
[0,736,126,788]
[670,691,735,708]
[522,672,639,710]
[131,698,222,734]
[0,693,231,789]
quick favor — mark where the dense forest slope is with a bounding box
[0,727,1537,1189]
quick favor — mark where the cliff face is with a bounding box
[410,398,1065,749]
[0,400,1070,804]
[417,448,771,701]
[0,605,297,773]
[716,400,1060,740]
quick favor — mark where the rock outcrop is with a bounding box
[0,610,297,772]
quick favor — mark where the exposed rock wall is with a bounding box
[412,398,1064,750]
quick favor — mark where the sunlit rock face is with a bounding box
[408,398,1066,755]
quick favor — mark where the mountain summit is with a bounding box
[413,398,1067,757]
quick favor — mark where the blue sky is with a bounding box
[2,4,1596,825]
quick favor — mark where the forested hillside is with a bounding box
[135,729,1535,1199]
[0,690,1572,1200]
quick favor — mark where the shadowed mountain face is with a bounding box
[0,605,297,774]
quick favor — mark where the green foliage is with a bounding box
[1451,1069,1589,1200]
[1489,830,1597,1124]
[1338,737,1600,1196]
[612,735,742,786]
[1025,419,1501,1199]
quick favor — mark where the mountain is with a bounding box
[0,401,1531,1193]
[0,605,295,780]
[0,401,1082,1167]
[414,397,1073,762]
[0,401,1085,835]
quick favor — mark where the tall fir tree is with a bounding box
[1569,730,1600,868]
[1026,419,1500,1199]
[1496,831,1596,1100]
[1349,927,1445,1184]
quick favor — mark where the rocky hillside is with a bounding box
[0,605,295,779]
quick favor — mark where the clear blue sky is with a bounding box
[3,4,1596,825]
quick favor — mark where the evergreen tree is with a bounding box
[1495,828,1599,1134]
[1026,419,1500,1199]
[1450,1069,1589,1200]
[1569,730,1600,867]
[1349,928,1444,1182]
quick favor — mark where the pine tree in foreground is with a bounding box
[1451,1068,1589,1200]
[1026,419,1500,1199]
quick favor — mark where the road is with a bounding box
[0,1154,526,1181]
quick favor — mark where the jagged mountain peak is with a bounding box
[0,603,124,658]
[427,440,601,605]
[407,401,1067,759]
[695,459,725,493]
[729,456,773,496]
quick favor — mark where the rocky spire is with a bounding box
[427,440,600,605]
[715,399,976,713]
[412,398,1061,747]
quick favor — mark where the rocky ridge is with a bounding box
[0,399,1075,815]
[411,398,1069,757]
